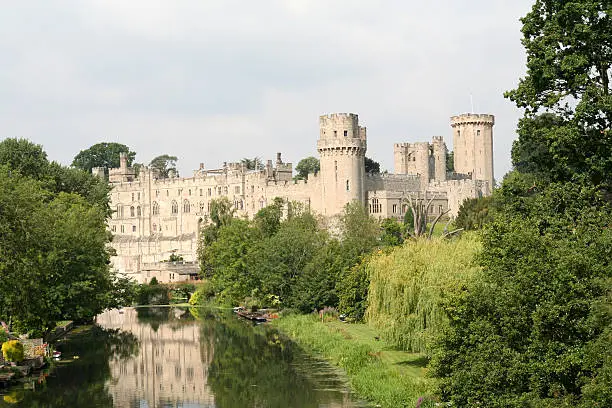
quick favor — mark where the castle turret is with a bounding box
[432,136,447,182]
[451,113,494,188]
[317,113,367,216]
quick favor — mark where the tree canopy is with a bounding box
[72,142,136,176]
[431,1,612,405]
[364,157,380,174]
[150,154,178,178]
[294,157,320,180]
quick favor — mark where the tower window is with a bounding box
[457,130,460,137]
[344,130,348,137]
[132,225,136,232]
[346,180,350,191]
[476,130,481,137]
[334,130,337,137]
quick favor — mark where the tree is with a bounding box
[446,151,454,173]
[431,1,612,405]
[0,138,48,180]
[241,157,262,170]
[380,218,404,246]
[505,0,611,188]
[149,154,178,178]
[294,157,320,180]
[365,157,380,174]
[454,196,495,231]
[339,201,380,262]
[72,142,136,175]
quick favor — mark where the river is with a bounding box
[0,307,368,407]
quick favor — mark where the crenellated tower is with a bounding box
[317,113,367,216]
[451,113,495,188]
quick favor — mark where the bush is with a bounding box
[0,328,8,345]
[2,340,24,363]
[136,282,169,305]
[188,280,216,306]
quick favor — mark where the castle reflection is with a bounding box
[97,308,215,408]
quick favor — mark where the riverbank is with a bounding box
[272,314,434,408]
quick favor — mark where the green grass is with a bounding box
[272,314,433,408]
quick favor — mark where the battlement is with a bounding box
[450,113,495,126]
[319,113,358,121]
[432,135,444,143]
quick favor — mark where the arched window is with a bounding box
[171,200,178,214]
[152,202,159,215]
[130,206,135,217]
[183,200,190,213]
[136,206,141,216]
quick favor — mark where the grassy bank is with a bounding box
[272,314,433,408]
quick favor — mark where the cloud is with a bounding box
[0,0,533,179]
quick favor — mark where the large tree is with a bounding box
[431,1,612,406]
[72,142,136,175]
[294,157,320,180]
[149,154,178,178]
[0,138,49,180]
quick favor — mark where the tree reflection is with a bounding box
[0,326,139,408]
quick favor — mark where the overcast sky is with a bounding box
[1,0,534,180]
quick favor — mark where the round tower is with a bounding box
[317,113,367,216]
[432,136,447,182]
[451,113,495,188]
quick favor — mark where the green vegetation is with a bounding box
[71,142,136,177]
[294,156,320,181]
[429,1,612,406]
[273,314,431,408]
[135,278,170,305]
[0,138,131,336]
[2,340,24,363]
[366,235,482,353]
[454,195,495,231]
[149,154,178,178]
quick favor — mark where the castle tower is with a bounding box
[317,113,367,216]
[451,113,495,188]
[432,136,447,182]
[413,142,431,189]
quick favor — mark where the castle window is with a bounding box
[152,201,159,215]
[346,180,350,191]
[457,130,460,137]
[183,200,190,213]
[137,206,141,216]
[152,223,157,233]
[171,200,178,215]
[121,225,125,233]
[370,198,381,214]
[334,130,337,137]
[130,206,135,217]
[392,204,397,214]
[138,192,141,200]
[477,130,481,137]
[156,190,159,197]
[188,189,192,196]
[132,225,136,232]
[200,189,203,196]
[111,225,116,232]
[344,130,348,137]
[234,186,241,194]
[199,202,205,213]
[166,190,169,196]
[438,205,443,213]
[131,193,135,202]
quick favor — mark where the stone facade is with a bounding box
[106,112,494,281]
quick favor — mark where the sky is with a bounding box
[1,0,535,180]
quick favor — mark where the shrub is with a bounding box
[0,328,8,345]
[2,340,24,363]
[188,280,216,306]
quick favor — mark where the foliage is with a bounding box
[454,195,495,231]
[445,151,454,173]
[167,253,184,263]
[240,157,262,170]
[71,142,136,176]
[0,138,48,180]
[337,257,371,321]
[380,218,404,246]
[339,201,380,262]
[2,340,24,363]
[366,235,482,353]
[294,156,320,180]
[0,166,121,333]
[188,281,216,305]
[135,281,169,305]
[253,197,284,237]
[365,157,381,174]
[0,327,7,344]
[149,154,178,178]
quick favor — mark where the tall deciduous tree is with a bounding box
[0,138,48,180]
[72,142,136,175]
[149,154,178,178]
[294,157,320,180]
[364,157,380,174]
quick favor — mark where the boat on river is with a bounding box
[233,307,269,323]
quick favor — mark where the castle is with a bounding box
[104,112,494,282]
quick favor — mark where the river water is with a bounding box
[0,307,368,408]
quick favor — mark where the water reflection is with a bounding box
[0,307,366,408]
